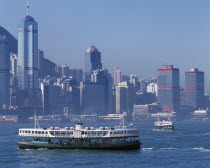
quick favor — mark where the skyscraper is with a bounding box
[115,81,135,114]
[84,45,102,81]
[0,35,10,107]
[18,2,39,90]
[185,68,205,108]
[157,65,180,112]
[113,66,122,86]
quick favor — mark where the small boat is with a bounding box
[154,116,174,131]
[18,114,141,150]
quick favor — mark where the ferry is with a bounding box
[18,116,141,150]
[154,117,174,131]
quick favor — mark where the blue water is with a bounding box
[1,121,210,168]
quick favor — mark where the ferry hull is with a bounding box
[18,140,141,150]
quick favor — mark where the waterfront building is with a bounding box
[0,35,10,108]
[185,68,205,108]
[157,65,180,112]
[113,66,122,86]
[17,3,39,90]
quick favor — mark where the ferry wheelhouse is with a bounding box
[18,122,141,150]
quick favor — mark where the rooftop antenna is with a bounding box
[26,0,30,16]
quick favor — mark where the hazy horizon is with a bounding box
[1,0,210,91]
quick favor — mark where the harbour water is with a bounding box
[1,121,210,168]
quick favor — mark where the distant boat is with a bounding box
[154,116,174,131]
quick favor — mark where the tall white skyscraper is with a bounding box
[18,2,39,90]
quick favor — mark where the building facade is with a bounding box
[18,8,39,90]
[0,35,10,108]
[185,68,205,108]
[115,81,136,114]
[84,45,102,81]
[113,66,122,86]
[157,65,180,112]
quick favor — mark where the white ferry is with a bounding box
[154,117,174,131]
[18,117,141,150]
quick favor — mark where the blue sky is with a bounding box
[1,0,210,90]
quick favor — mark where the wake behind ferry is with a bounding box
[18,116,141,150]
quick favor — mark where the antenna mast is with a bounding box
[27,0,30,16]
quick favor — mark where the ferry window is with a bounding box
[28,131,31,133]
[42,131,44,134]
[110,132,112,135]
[35,131,37,134]
[45,132,48,134]
[32,131,34,134]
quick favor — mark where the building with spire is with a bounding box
[18,1,39,90]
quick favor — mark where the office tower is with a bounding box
[41,78,62,115]
[113,66,122,86]
[115,81,135,114]
[0,35,10,108]
[80,82,106,115]
[185,68,205,108]
[91,69,113,113]
[18,3,39,90]
[84,45,102,81]
[157,65,180,112]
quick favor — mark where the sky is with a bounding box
[1,0,210,91]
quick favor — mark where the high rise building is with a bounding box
[84,45,102,81]
[157,65,180,112]
[185,68,205,108]
[10,53,18,91]
[113,66,122,86]
[18,3,39,90]
[115,81,135,114]
[0,35,10,108]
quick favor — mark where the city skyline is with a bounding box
[1,0,210,90]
